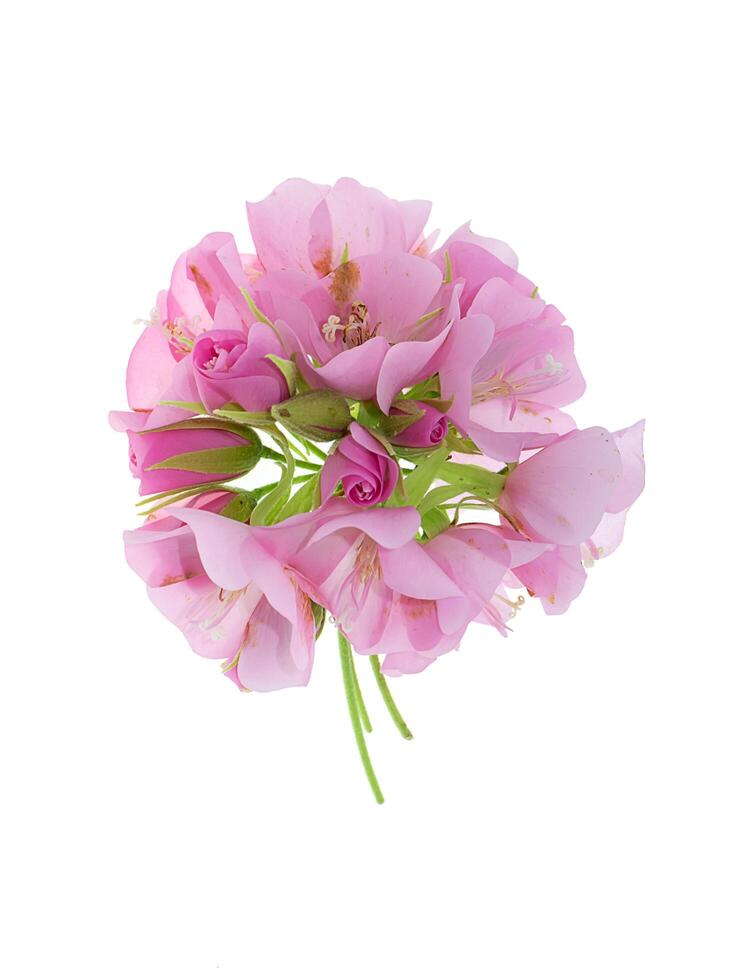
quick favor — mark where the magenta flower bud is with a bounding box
[391,404,448,448]
[192,325,290,413]
[320,423,399,507]
[129,424,261,496]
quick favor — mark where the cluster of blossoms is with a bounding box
[111,178,644,802]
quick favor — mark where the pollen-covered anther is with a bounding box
[344,302,377,348]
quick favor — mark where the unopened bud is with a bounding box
[271,390,352,442]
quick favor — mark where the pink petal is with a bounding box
[380,541,465,600]
[235,594,314,692]
[513,545,587,614]
[125,325,177,412]
[607,420,645,513]
[468,278,547,332]
[246,179,328,273]
[376,322,454,414]
[439,221,519,270]
[301,335,390,401]
[501,427,623,545]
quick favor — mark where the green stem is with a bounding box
[369,655,414,740]
[261,446,321,471]
[304,442,327,461]
[338,632,384,804]
[347,647,372,733]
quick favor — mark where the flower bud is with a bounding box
[192,326,290,412]
[271,390,352,442]
[129,421,262,495]
[391,403,448,448]
[320,423,399,507]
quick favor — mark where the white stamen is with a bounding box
[322,315,344,342]
[543,353,564,376]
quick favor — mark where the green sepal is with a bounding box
[444,429,481,454]
[213,407,275,427]
[436,461,506,499]
[417,483,465,515]
[363,400,426,439]
[266,354,298,396]
[271,390,352,442]
[312,602,327,640]
[148,443,262,475]
[276,473,321,521]
[218,491,258,523]
[142,417,262,440]
[249,435,295,526]
[422,507,451,540]
[402,376,441,402]
[158,400,207,412]
[396,443,449,507]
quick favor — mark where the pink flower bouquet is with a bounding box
[111,178,645,802]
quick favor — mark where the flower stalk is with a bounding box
[338,631,383,804]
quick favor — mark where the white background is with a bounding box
[2,2,734,977]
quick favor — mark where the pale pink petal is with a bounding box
[246,179,328,273]
[397,199,432,251]
[375,322,454,414]
[125,325,177,412]
[325,252,442,342]
[583,509,629,561]
[235,595,314,692]
[300,335,390,401]
[439,221,519,269]
[513,545,587,614]
[607,420,646,513]
[468,278,547,331]
[380,541,465,599]
[500,427,623,545]
[186,232,250,319]
[438,314,495,427]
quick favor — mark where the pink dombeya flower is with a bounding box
[124,494,316,693]
[294,519,545,676]
[321,423,399,506]
[391,404,448,448]
[500,426,624,546]
[502,421,645,612]
[128,424,260,496]
[191,321,290,413]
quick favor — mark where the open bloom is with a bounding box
[320,423,399,506]
[439,281,584,462]
[291,516,548,676]
[124,493,316,692]
[506,421,646,612]
[499,426,624,545]
[125,251,213,415]
[246,177,433,278]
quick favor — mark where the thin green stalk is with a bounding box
[260,446,321,471]
[369,655,414,740]
[304,442,327,461]
[338,632,384,804]
[347,647,372,733]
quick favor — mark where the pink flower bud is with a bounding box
[391,404,448,448]
[320,423,399,507]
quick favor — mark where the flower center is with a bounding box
[354,537,381,584]
[200,338,247,373]
[321,302,378,348]
[472,355,567,405]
